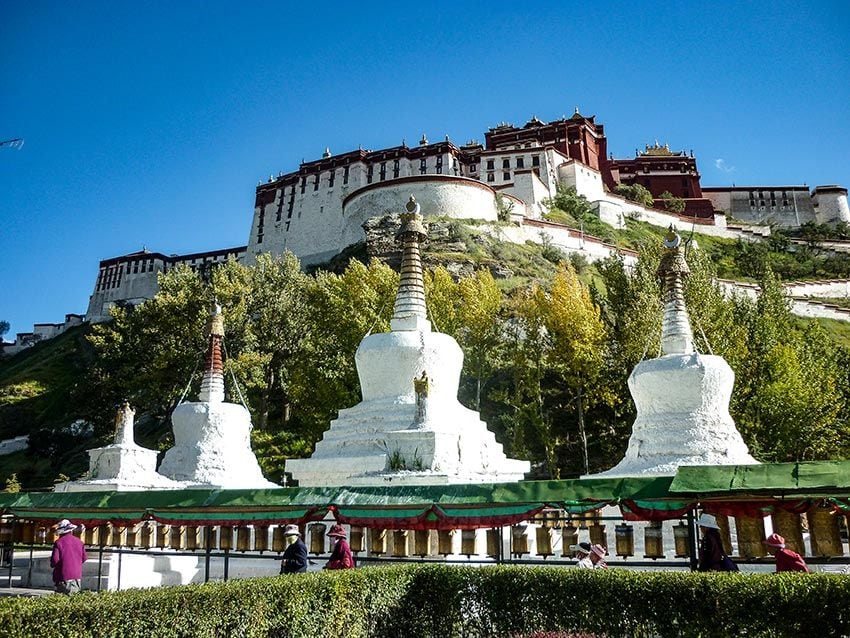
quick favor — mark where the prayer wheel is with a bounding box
[309,524,326,555]
[734,515,766,558]
[156,524,170,549]
[511,525,529,556]
[486,529,500,558]
[461,529,477,557]
[0,521,13,544]
[170,526,186,550]
[808,508,844,557]
[98,524,110,547]
[36,525,50,545]
[588,522,607,550]
[186,526,201,551]
[392,530,409,557]
[644,521,664,559]
[204,526,219,550]
[109,526,125,548]
[253,526,269,552]
[349,526,364,553]
[271,526,286,553]
[561,522,579,557]
[414,529,430,557]
[84,525,99,547]
[715,514,733,556]
[140,523,154,549]
[614,523,634,558]
[369,528,387,555]
[125,525,139,548]
[437,529,454,556]
[236,527,251,552]
[14,520,35,545]
[772,510,805,556]
[673,522,689,558]
[535,526,553,558]
[219,527,233,551]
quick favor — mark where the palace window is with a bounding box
[380,162,386,180]
[343,165,349,185]
[285,221,290,232]
[532,155,540,167]
[503,171,510,180]
[328,170,335,188]
[133,262,139,274]
[313,174,319,191]
[470,164,476,172]
[300,176,306,194]
[367,165,373,184]
[486,159,494,170]
[502,159,510,169]
[393,159,400,178]
[487,172,495,182]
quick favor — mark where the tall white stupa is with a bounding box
[157,303,278,488]
[55,402,180,492]
[595,228,758,477]
[287,197,530,486]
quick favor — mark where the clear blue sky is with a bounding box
[2,1,849,337]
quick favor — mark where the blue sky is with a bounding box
[1,1,849,337]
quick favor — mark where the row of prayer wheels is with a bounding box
[1,509,846,558]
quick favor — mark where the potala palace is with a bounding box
[13,109,850,335]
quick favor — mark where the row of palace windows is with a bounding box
[485,155,540,171]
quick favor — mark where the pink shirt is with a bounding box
[51,533,87,582]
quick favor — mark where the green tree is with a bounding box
[0,321,9,340]
[659,191,686,214]
[457,270,504,411]
[614,183,655,208]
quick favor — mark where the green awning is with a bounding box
[668,461,850,496]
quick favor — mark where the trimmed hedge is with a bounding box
[1,565,849,637]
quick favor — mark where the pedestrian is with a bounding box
[50,519,87,594]
[764,533,810,573]
[587,543,608,569]
[571,542,594,568]
[279,524,308,574]
[696,513,738,572]
[324,524,355,570]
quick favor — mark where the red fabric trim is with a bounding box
[620,501,692,522]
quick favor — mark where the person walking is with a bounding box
[324,524,355,570]
[280,524,308,574]
[50,519,87,594]
[764,533,810,573]
[571,542,594,568]
[696,513,738,572]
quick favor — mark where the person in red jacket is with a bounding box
[324,524,355,570]
[764,533,810,573]
[50,519,87,594]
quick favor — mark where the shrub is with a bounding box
[0,565,847,638]
[614,183,654,208]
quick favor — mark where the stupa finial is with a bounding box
[390,196,430,332]
[199,300,225,402]
[114,401,136,446]
[657,226,694,355]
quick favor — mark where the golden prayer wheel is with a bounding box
[461,529,477,557]
[309,524,326,555]
[535,526,553,558]
[167,525,183,550]
[561,522,579,557]
[808,508,844,557]
[125,525,139,548]
[715,514,733,556]
[253,526,269,552]
[772,510,805,556]
[369,528,387,555]
[219,527,233,551]
[109,526,125,548]
[156,524,170,549]
[734,515,767,558]
[203,526,219,550]
[98,524,110,547]
[486,529,500,558]
[349,526,364,553]
[140,523,154,549]
[512,525,529,556]
[271,526,286,553]
[414,529,430,557]
[673,522,690,558]
[588,522,607,550]
[614,523,634,558]
[644,521,664,559]
[392,530,409,557]
[236,527,251,552]
[437,529,454,556]
[186,526,201,551]
[84,525,99,547]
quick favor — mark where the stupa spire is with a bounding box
[657,227,695,355]
[198,301,225,402]
[390,196,430,332]
[114,401,137,447]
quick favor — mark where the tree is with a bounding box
[457,270,504,411]
[0,321,9,340]
[659,191,686,214]
[614,183,655,208]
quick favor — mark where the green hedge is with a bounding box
[1,565,848,637]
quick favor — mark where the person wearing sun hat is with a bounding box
[50,519,87,594]
[324,523,355,570]
[571,542,594,568]
[588,543,608,569]
[279,524,308,574]
[764,533,809,573]
[697,513,738,572]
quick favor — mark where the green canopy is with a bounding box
[668,461,850,496]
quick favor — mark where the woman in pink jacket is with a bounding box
[50,519,87,594]
[324,524,355,570]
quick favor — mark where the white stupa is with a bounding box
[594,228,758,477]
[287,196,530,486]
[157,303,278,488]
[55,402,180,492]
